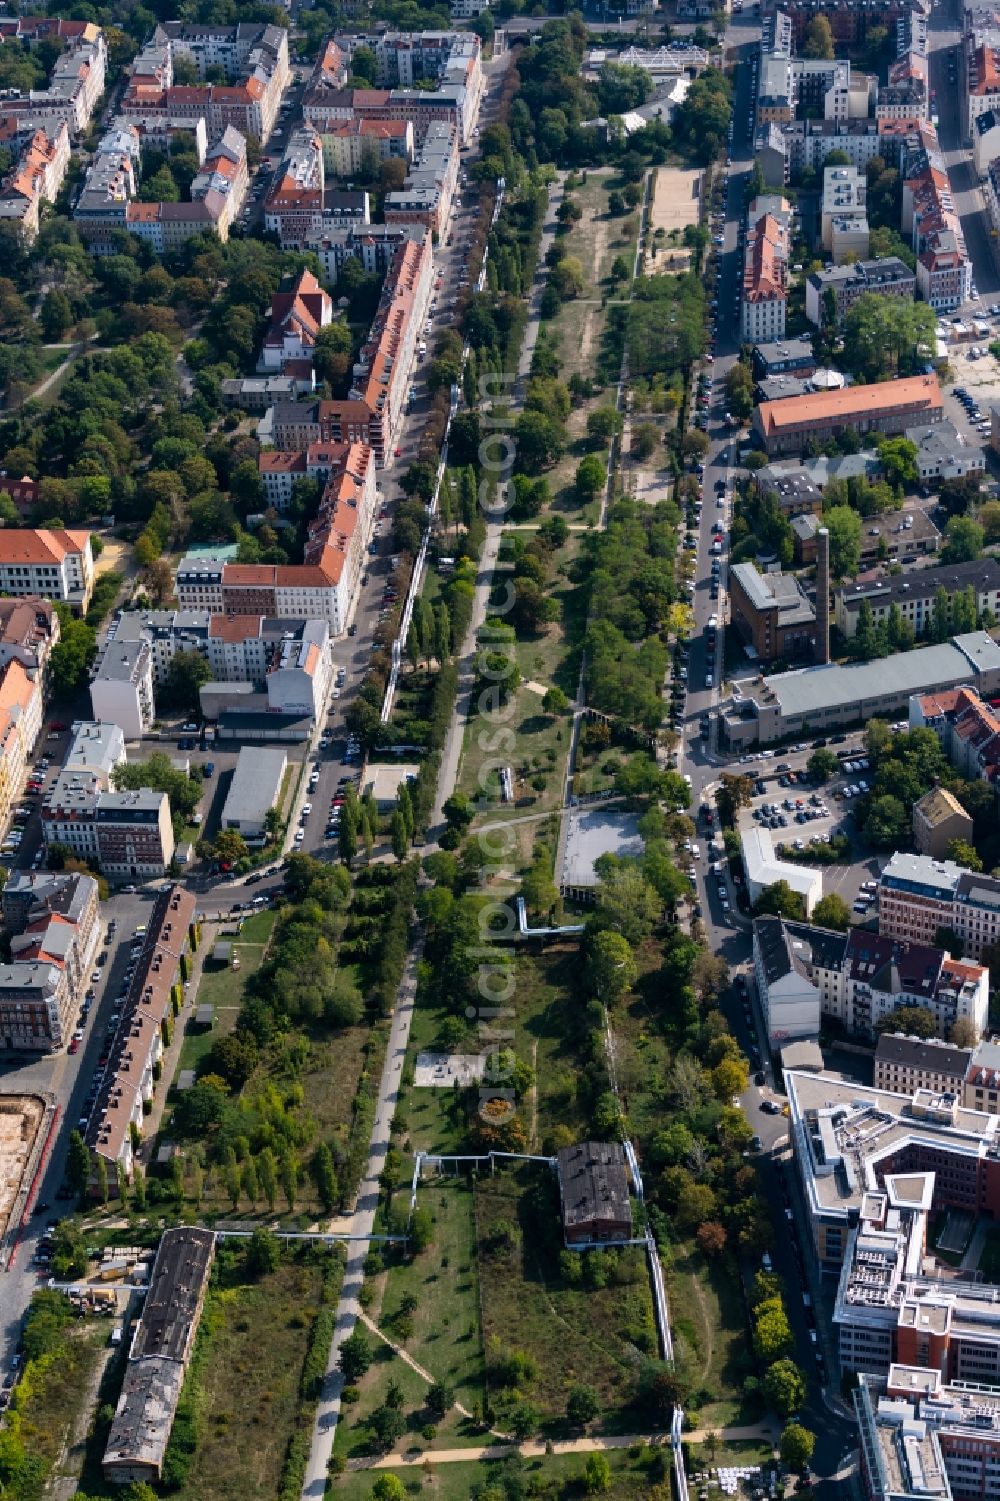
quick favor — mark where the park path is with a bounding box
[356,1310,476,1421]
[347,1421,778,1470]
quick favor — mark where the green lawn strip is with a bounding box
[669,1243,753,1430]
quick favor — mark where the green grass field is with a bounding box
[328,1443,678,1499]
[335,1178,485,1461]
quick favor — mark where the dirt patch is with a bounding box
[0,1094,45,1241]
[94,536,132,578]
[645,166,701,275]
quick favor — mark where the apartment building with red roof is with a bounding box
[0,123,70,239]
[910,684,1000,784]
[0,529,94,611]
[258,267,333,372]
[902,123,973,309]
[215,442,375,633]
[741,210,788,343]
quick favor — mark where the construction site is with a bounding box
[0,1094,50,1263]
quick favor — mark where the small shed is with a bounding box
[176,1070,196,1091]
[195,1004,214,1029]
[211,941,232,966]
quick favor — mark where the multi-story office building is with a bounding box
[857,1365,1000,1501]
[821,163,870,263]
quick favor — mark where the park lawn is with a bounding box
[396,946,594,1161]
[336,1180,486,1460]
[170,1248,332,1501]
[328,1443,678,1499]
[669,1243,754,1430]
[457,531,585,833]
[475,1165,656,1427]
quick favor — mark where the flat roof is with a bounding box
[221,747,287,826]
[761,633,1000,720]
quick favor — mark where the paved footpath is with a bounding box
[348,1422,778,1470]
[300,940,422,1498]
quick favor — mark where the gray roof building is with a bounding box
[220,746,287,836]
[556,1142,633,1246]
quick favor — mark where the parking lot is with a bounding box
[728,742,889,919]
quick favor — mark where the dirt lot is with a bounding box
[0,1094,45,1243]
[644,166,701,275]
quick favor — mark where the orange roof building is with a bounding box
[753,375,942,455]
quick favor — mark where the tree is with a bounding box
[516,410,566,470]
[811,893,852,931]
[575,454,606,504]
[824,504,862,580]
[41,288,72,341]
[696,1221,727,1257]
[865,794,908,847]
[842,294,936,383]
[214,829,248,866]
[161,650,211,716]
[874,1005,939,1039]
[370,1400,406,1451]
[442,793,474,830]
[803,14,834,56]
[339,1329,373,1382]
[584,1453,612,1494]
[632,422,660,460]
[371,1477,407,1500]
[807,748,839,782]
[593,865,661,945]
[780,1423,816,1471]
[764,1359,807,1418]
[754,881,805,920]
[942,514,984,564]
[66,1129,90,1197]
[587,406,624,447]
[246,1228,281,1277]
[543,686,570,715]
[947,838,983,872]
[725,362,755,421]
[426,1381,453,1418]
[585,929,637,1005]
[711,1055,749,1102]
[566,1383,601,1428]
[951,1017,978,1047]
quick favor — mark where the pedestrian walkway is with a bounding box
[347,1421,777,1470]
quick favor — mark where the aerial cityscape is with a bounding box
[4,0,1000,1497]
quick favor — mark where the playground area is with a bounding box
[645,166,701,274]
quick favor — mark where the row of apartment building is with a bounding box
[40,719,175,877]
[121,21,289,145]
[86,883,197,1183]
[0,871,100,1051]
[0,122,70,240]
[911,685,1000,784]
[741,193,791,345]
[752,914,989,1046]
[303,29,482,147]
[265,234,432,466]
[92,610,335,739]
[178,438,376,629]
[0,18,106,135]
[74,114,249,250]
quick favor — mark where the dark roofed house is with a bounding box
[556,1141,632,1247]
[874,1032,972,1097]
